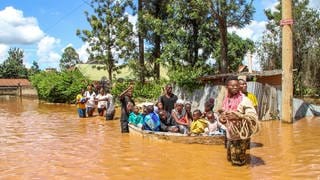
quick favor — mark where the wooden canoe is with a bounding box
[128,124,225,145]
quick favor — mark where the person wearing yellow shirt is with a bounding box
[238,78,259,150]
[190,109,208,135]
[76,89,87,118]
[238,79,258,111]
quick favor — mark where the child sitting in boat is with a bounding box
[190,109,208,135]
[202,99,215,118]
[158,110,179,132]
[128,105,143,128]
[171,99,190,134]
[185,101,193,122]
[204,111,225,136]
[154,101,164,114]
[143,105,161,131]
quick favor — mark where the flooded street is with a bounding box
[0,96,319,179]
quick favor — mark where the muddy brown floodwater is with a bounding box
[0,96,319,179]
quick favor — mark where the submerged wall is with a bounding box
[0,86,38,97]
[174,82,320,121]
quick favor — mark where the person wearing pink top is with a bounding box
[219,76,259,166]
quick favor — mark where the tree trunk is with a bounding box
[107,45,113,81]
[192,19,199,67]
[153,0,161,80]
[138,0,145,83]
[219,20,228,73]
[154,34,161,80]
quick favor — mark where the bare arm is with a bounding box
[171,111,189,126]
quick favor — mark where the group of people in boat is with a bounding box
[127,89,226,136]
[75,85,115,120]
[75,76,259,166]
[119,76,259,166]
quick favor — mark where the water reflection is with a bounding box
[0,96,319,179]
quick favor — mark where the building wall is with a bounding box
[0,87,18,95]
[21,87,38,97]
[0,86,38,97]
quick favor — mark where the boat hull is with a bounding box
[128,124,225,145]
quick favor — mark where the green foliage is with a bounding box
[0,48,28,78]
[77,0,136,81]
[28,61,41,77]
[111,80,167,102]
[257,0,320,96]
[213,33,255,72]
[161,0,214,68]
[168,65,209,92]
[209,0,255,73]
[59,46,81,70]
[30,70,90,103]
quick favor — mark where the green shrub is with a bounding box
[30,70,90,103]
[111,79,167,103]
[168,66,207,92]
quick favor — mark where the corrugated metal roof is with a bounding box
[0,79,31,87]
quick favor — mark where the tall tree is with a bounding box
[213,33,254,72]
[77,0,136,81]
[59,46,81,70]
[142,0,169,80]
[209,0,255,73]
[257,0,320,95]
[138,0,145,83]
[28,61,41,77]
[256,3,282,70]
[162,0,214,68]
[0,48,28,78]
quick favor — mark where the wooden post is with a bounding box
[248,51,253,73]
[281,0,293,123]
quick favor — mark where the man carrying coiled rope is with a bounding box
[219,76,260,166]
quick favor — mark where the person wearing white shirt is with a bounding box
[105,89,115,120]
[96,89,108,116]
[84,85,96,117]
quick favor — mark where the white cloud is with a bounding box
[0,44,9,63]
[0,6,44,44]
[36,36,61,67]
[243,52,261,71]
[229,20,267,42]
[76,43,89,62]
[261,0,279,13]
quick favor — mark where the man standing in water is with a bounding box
[219,76,259,166]
[119,85,135,133]
[159,84,178,113]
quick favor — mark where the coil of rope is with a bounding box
[228,111,260,140]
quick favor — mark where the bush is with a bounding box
[111,79,167,103]
[168,66,208,92]
[30,70,90,103]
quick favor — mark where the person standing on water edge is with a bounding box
[76,89,87,118]
[84,85,96,117]
[119,85,135,133]
[219,76,259,166]
[159,84,178,114]
[105,89,115,120]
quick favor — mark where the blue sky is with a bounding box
[0,0,319,70]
